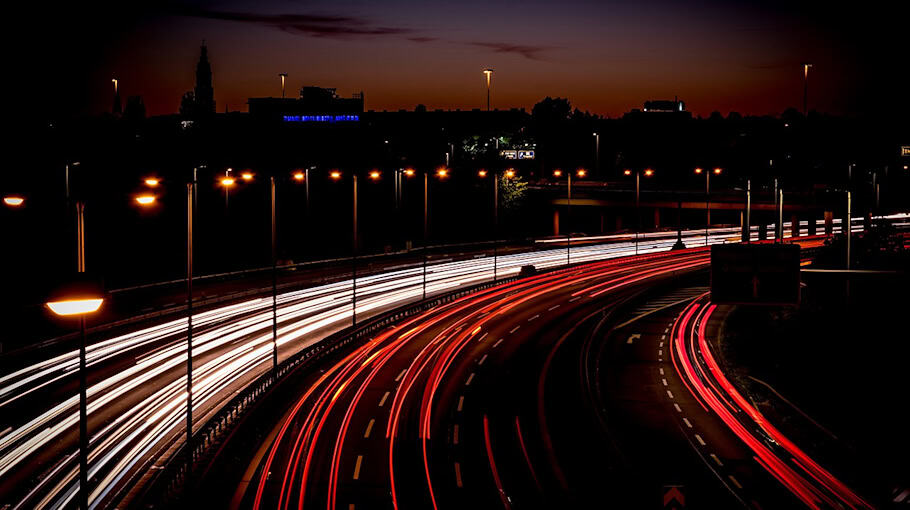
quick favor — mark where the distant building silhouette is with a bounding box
[643,98,685,113]
[248,86,364,120]
[195,43,215,114]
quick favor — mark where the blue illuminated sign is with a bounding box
[283,114,360,123]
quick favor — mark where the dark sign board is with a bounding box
[711,244,800,305]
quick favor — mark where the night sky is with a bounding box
[12,0,908,120]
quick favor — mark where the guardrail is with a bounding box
[135,271,529,508]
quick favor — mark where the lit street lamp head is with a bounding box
[46,273,105,317]
[694,167,703,174]
[135,195,156,206]
[436,167,449,178]
[713,167,722,175]
[4,195,25,207]
[47,299,104,316]
[553,169,562,177]
[576,169,587,178]
[330,170,342,180]
[221,177,236,187]
[478,169,488,178]
[293,171,305,181]
[624,169,632,176]
[241,172,254,181]
[369,170,381,180]
[404,168,416,177]
[504,169,515,178]
[144,178,160,187]
[644,168,654,177]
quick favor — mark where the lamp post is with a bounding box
[135,179,195,478]
[625,168,653,254]
[279,73,287,99]
[695,167,721,246]
[592,132,600,176]
[556,168,586,265]
[777,188,784,243]
[745,179,752,243]
[802,63,813,116]
[270,176,278,372]
[46,199,105,510]
[352,173,358,326]
[483,69,493,111]
[480,168,513,281]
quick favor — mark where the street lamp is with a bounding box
[144,177,160,187]
[626,168,654,254]
[279,73,288,98]
[241,171,254,182]
[480,167,514,281]
[592,132,600,176]
[3,195,24,207]
[696,167,721,246]
[483,68,494,111]
[802,62,813,116]
[556,168,586,265]
[134,194,156,205]
[47,204,105,510]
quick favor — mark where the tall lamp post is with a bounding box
[555,168,586,265]
[279,73,288,98]
[479,168,514,281]
[695,167,722,246]
[46,198,105,510]
[802,63,813,116]
[624,168,653,254]
[135,178,196,479]
[483,69,493,111]
[592,132,600,176]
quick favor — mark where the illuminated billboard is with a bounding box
[283,114,360,123]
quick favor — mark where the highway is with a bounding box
[0,215,895,509]
[217,235,880,509]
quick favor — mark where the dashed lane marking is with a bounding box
[364,419,375,438]
[673,403,682,413]
[728,475,743,489]
[528,314,540,322]
[683,418,693,428]
[662,378,668,386]
[353,455,363,480]
[453,424,460,445]
[477,332,489,342]
[478,354,488,365]
[455,462,463,488]
[695,434,706,446]
[394,369,406,382]
[667,390,674,399]
[659,368,664,375]
[465,373,475,386]
[509,325,521,334]
[492,338,504,348]
[378,391,390,407]
[710,453,724,466]
[457,396,465,412]
[569,296,582,302]
[548,305,560,311]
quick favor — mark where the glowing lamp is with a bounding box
[694,167,703,174]
[241,172,254,181]
[330,171,342,180]
[293,172,305,181]
[623,169,632,176]
[553,169,562,177]
[47,299,104,316]
[369,170,381,180]
[576,169,587,178]
[144,178,160,187]
[4,196,24,207]
[404,168,416,177]
[436,168,449,178]
[713,167,722,175]
[504,169,515,178]
[221,177,236,187]
[478,170,488,178]
[644,169,654,177]
[135,195,156,206]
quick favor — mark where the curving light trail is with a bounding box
[670,298,873,509]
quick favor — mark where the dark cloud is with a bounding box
[407,36,438,43]
[176,6,413,39]
[468,42,553,60]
